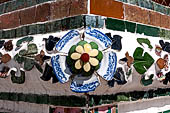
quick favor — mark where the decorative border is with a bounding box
[1,15,170,40]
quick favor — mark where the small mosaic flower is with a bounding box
[67,41,103,76]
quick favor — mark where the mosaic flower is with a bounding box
[51,27,117,93]
[67,41,103,76]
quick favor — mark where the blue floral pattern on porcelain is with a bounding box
[70,79,100,93]
[85,27,112,48]
[51,55,71,84]
[56,30,80,52]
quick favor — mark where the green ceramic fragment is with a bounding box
[24,58,34,71]
[16,37,33,47]
[133,47,154,74]
[19,49,27,56]
[14,54,25,64]
[77,40,88,46]
[11,70,25,84]
[116,95,129,102]
[95,64,100,70]
[68,45,76,56]
[66,56,75,66]
[106,18,125,32]
[141,74,154,86]
[27,43,38,55]
[90,42,98,49]
[96,51,103,61]
[137,38,153,49]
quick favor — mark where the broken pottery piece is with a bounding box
[155,45,162,56]
[0,40,5,49]
[23,58,34,71]
[159,40,170,53]
[97,50,117,81]
[137,38,153,49]
[44,35,60,51]
[51,55,72,83]
[125,52,134,68]
[4,40,13,51]
[70,74,100,93]
[11,70,25,84]
[40,63,53,81]
[85,27,112,50]
[114,67,127,85]
[1,54,11,63]
[156,58,166,69]
[27,43,38,55]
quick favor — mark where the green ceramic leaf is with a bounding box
[82,68,95,77]
[14,54,25,64]
[141,74,154,86]
[19,49,27,56]
[77,40,87,46]
[24,58,35,71]
[16,37,33,47]
[68,45,76,56]
[95,64,100,70]
[133,47,154,74]
[96,51,103,61]
[137,38,153,49]
[26,43,38,55]
[66,56,75,66]
[90,42,98,49]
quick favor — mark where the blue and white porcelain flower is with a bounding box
[51,27,117,93]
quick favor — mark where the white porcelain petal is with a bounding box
[97,50,117,81]
[76,45,84,54]
[51,55,72,83]
[89,49,99,57]
[70,74,100,93]
[84,43,92,53]
[83,62,91,72]
[89,57,99,66]
[75,60,82,70]
[56,30,80,53]
[85,27,112,50]
[71,53,81,60]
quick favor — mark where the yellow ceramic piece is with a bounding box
[89,49,99,57]
[71,53,81,60]
[76,45,84,54]
[89,58,99,66]
[84,43,92,53]
[83,62,91,72]
[75,60,82,69]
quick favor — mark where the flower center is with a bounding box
[81,53,90,62]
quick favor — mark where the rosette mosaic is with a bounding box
[51,27,117,93]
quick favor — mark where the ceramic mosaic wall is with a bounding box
[1,0,170,113]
